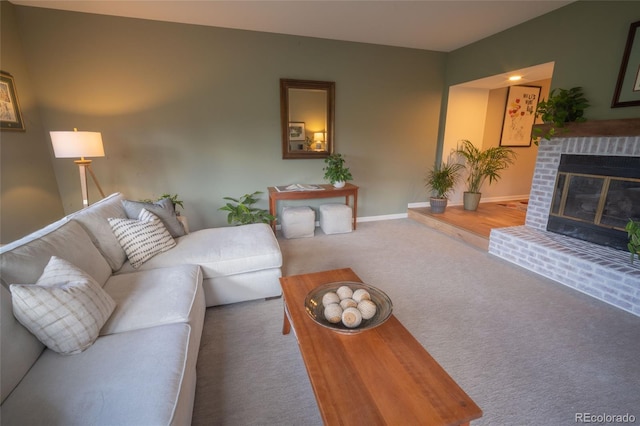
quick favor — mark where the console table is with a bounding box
[267,183,358,232]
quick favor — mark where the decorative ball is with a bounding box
[324,303,343,323]
[358,300,377,320]
[336,285,354,300]
[342,307,363,328]
[352,289,371,302]
[322,291,340,307]
[339,298,357,309]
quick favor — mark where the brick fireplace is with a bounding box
[489,124,640,317]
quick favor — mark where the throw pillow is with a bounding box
[108,209,176,268]
[10,256,116,355]
[122,198,186,237]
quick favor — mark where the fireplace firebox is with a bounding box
[547,155,640,251]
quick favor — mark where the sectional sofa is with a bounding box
[0,192,283,425]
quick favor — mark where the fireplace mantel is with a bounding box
[533,118,640,138]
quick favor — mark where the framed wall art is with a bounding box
[499,85,541,147]
[288,122,305,141]
[611,20,640,108]
[0,71,25,131]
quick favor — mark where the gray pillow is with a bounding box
[122,198,186,237]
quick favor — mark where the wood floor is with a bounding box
[408,200,527,250]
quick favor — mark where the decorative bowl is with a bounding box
[304,281,393,334]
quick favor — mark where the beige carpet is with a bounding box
[192,219,640,425]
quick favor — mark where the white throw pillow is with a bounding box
[108,208,176,268]
[10,256,116,355]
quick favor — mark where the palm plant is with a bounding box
[425,161,464,199]
[454,139,517,194]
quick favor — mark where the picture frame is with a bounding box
[288,122,305,141]
[0,71,25,131]
[611,20,640,108]
[499,85,541,147]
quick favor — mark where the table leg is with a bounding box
[282,306,291,335]
[269,195,277,232]
[350,194,358,230]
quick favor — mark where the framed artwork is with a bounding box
[611,20,640,108]
[499,85,541,147]
[288,122,305,141]
[0,71,25,131]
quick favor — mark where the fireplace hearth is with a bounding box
[489,129,640,317]
[547,155,640,251]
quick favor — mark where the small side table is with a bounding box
[267,184,358,233]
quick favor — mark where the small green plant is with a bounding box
[454,140,516,194]
[425,160,464,199]
[626,219,640,263]
[219,191,275,225]
[323,153,353,184]
[534,87,590,142]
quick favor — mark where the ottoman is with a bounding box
[319,204,353,234]
[281,206,315,239]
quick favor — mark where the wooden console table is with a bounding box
[267,183,358,232]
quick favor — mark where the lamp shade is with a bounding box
[313,132,325,142]
[50,131,105,158]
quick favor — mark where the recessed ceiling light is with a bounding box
[509,75,522,81]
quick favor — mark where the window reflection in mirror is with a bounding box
[280,79,334,159]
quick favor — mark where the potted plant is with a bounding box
[219,191,275,225]
[323,153,353,188]
[424,160,464,214]
[626,219,640,264]
[533,86,590,143]
[454,139,517,211]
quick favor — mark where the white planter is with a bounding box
[333,181,346,188]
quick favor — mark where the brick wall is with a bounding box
[489,136,640,317]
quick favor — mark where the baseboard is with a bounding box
[408,194,529,209]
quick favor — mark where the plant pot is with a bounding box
[429,197,448,214]
[333,181,346,188]
[463,192,481,211]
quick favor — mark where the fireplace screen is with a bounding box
[548,155,640,251]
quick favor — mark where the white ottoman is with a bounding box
[281,206,315,239]
[319,204,353,234]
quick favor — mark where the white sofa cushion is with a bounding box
[101,264,202,335]
[10,257,116,355]
[0,323,193,426]
[108,209,176,268]
[0,220,112,288]
[69,193,128,271]
[116,223,282,279]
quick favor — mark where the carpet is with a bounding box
[192,219,640,425]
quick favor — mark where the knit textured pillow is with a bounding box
[10,256,116,355]
[108,208,176,268]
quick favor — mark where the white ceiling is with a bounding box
[11,0,574,53]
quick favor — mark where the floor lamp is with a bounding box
[50,129,106,208]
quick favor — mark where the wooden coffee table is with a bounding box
[280,268,482,426]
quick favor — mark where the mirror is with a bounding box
[280,79,335,159]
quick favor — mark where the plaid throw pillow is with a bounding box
[108,208,176,268]
[10,256,116,355]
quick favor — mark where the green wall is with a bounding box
[2,1,639,242]
[8,5,445,233]
[0,1,64,243]
[445,1,640,120]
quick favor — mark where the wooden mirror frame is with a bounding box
[280,79,335,159]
